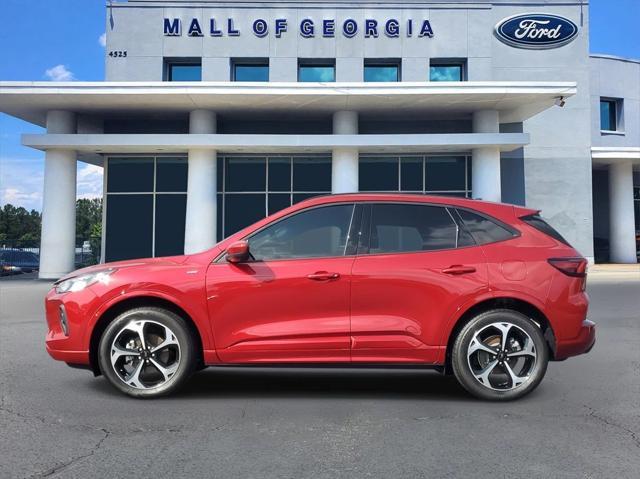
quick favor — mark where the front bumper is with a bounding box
[554,319,596,360]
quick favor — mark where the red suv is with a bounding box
[45,194,595,400]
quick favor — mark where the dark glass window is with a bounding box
[426,157,467,191]
[359,157,398,191]
[107,158,154,193]
[368,204,458,254]
[233,61,269,81]
[600,99,617,131]
[106,195,153,261]
[364,63,400,82]
[268,193,291,215]
[166,61,202,81]
[224,194,266,236]
[155,194,187,256]
[293,193,322,204]
[298,61,335,82]
[400,158,423,191]
[457,209,517,245]
[293,157,331,192]
[520,213,568,246]
[430,63,464,82]
[249,204,354,260]
[156,157,188,192]
[268,158,291,191]
[225,157,266,192]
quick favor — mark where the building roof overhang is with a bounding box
[0,81,577,126]
[591,147,640,167]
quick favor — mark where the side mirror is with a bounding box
[226,240,250,263]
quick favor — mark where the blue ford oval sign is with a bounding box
[494,13,578,49]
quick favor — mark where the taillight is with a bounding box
[548,257,587,278]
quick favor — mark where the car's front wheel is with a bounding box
[451,309,549,401]
[98,307,196,398]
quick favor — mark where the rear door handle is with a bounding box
[442,265,476,275]
[307,271,340,281]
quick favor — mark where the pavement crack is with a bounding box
[28,427,111,479]
[583,404,640,449]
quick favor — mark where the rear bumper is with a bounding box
[46,343,90,364]
[554,320,596,360]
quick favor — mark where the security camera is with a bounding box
[554,96,566,107]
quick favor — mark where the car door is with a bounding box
[206,203,359,363]
[350,202,489,364]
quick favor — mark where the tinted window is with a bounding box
[520,213,569,246]
[249,204,354,260]
[426,157,466,191]
[292,157,331,192]
[430,64,463,81]
[368,204,458,254]
[156,157,188,192]
[225,157,266,192]
[457,209,516,245]
[268,158,291,191]
[155,194,187,256]
[298,64,335,82]
[225,194,266,236]
[364,64,399,82]
[167,63,201,81]
[359,157,398,191]
[400,158,423,191]
[108,158,154,193]
[600,99,617,131]
[233,63,269,81]
[106,195,153,261]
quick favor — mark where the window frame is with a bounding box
[357,201,473,257]
[363,58,401,82]
[164,58,202,81]
[599,97,624,134]
[297,58,336,82]
[215,202,361,263]
[231,58,270,82]
[429,59,467,82]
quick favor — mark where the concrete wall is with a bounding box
[105,0,595,258]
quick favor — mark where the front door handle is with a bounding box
[442,265,476,275]
[307,271,340,281]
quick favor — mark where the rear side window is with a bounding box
[456,209,517,245]
[521,213,570,246]
[367,204,458,254]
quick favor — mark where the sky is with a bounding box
[1,0,639,212]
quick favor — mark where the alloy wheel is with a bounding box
[110,319,181,390]
[466,322,537,391]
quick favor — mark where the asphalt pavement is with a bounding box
[1,274,639,478]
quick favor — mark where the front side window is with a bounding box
[430,61,465,81]
[249,204,354,261]
[233,60,269,81]
[165,60,202,81]
[600,98,619,132]
[364,61,400,82]
[298,60,335,82]
[368,204,458,254]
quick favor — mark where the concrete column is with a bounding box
[39,111,77,279]
[332,111,359,193]
[184,110,217,254]
[608,161,637,263]
[472,110,501,202]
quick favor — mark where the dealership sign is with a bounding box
[164,17,434,38]
[494,13,578,49]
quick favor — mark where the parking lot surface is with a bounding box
[1,275,639,478]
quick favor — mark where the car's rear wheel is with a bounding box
[98,307,195,398]
[451,309,548,401]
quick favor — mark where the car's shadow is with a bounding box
[87,367,473,401]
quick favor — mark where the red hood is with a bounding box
[56,255,189,283]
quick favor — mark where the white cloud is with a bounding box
[77,163,104,199]
[44,64,75,82]
[98,33,107,48]
[0,158,44,211]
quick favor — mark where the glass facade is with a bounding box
[430,63,464,81]
[233,61,269,81]
[364,63,400,82]
[359,155,471,197]
[166,62,202,81]
[105,157,187,261]
[216,155,332,240]
[298,61,335,82]
[600,99,617,131]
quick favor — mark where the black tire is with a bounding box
[98,307,196,398]
[451,309,549,401]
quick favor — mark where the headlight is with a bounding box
[55,268,117,294]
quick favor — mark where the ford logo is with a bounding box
[494,13,578,49]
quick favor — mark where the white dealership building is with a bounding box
[0,0,638,278]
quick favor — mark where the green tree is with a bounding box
[0,204,41,246]
[75,198,102,245]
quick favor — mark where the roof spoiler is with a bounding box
[513,206,540,218]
